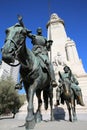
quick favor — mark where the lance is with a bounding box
[48,0,53,63]
[48,22,53,64]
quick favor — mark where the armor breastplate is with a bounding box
[32,35,46,46]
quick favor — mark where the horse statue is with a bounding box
[58,71,77,122]
[1,22,54,129]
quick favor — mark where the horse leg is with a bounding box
[66,101,72,122]
[43,89,48,110]
[35,89,42,123]
[43,86,54,121]
[49,86,54,121]
[26,84,36,130]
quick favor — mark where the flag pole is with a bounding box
[48,0,53,63]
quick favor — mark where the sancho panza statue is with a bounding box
[55,66,85,106]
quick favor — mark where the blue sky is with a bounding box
[0,0,87,74]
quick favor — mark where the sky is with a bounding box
[0,0,87,93]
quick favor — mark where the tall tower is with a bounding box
[46,13,87,105]
[46,13,86,76]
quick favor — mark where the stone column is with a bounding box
[46,13,67,61]
[65,38,80,63]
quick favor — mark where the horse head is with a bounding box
[1,23,31,65]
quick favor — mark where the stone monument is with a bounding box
[46,13,87,110]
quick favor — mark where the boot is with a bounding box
[77,95,85,106]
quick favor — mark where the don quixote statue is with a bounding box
[1,15,57,129]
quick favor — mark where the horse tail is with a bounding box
[43,88,49,110]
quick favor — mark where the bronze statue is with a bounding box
[1,17,55,129]
[55,70,77,121]
[55,66,84,106]
[55,66,84,121]
[27,27,57,87]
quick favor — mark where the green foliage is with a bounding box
[0,77,25,115]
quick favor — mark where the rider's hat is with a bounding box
[63,65,70,71]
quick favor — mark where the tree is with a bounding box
[0,76,24,115]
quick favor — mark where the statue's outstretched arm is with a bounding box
[27,33,35,39]
[17,14,24,27]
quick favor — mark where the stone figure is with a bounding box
[55,65,85,106]
[1,17,55,129]
[54,52,66,66]
[27,27,57,87]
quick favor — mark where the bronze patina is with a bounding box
[1,17,55,129]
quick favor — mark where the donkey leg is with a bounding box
[72,99,77,121]
[72,107,77,121]
[66,102,72,122]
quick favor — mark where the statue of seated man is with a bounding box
[55,65,85,106]
[27,27,57,87]
[15,15,57,89]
